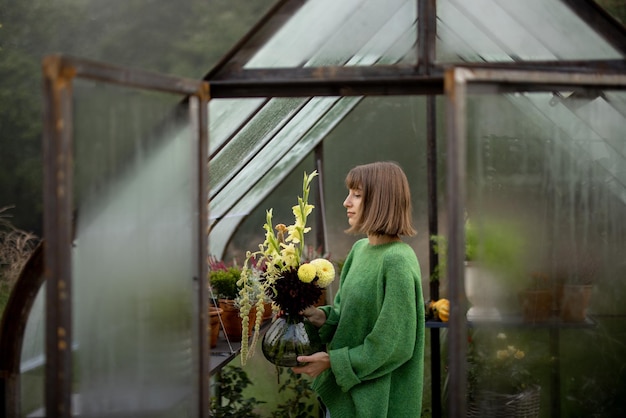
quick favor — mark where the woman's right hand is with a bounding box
[301,306,326,327]
[292,352,330,377]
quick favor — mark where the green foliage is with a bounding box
[560,320,626,418]
[210,366,264,418]
[467,330,547,397]
[209,267,242,300]
[210,365,319,418]
[431,217,527,287]
[0,0,275,236]
[270,368,318,418]
[470,219,526,277]
[429,219,478,282]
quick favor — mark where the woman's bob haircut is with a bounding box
[344,161,416,237]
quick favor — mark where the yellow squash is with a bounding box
[433,298,450,322]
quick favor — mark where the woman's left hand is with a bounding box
[292,352,330,378]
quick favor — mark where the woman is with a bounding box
[293,161,425,417]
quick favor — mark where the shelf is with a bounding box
[210,337,241,374]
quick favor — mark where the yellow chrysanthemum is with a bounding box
[514,350,525,360]
[310,258,335,288]
[297,263,317,283]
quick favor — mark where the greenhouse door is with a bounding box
[444,68,626,418]
[42,55,210,418]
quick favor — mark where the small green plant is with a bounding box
[429,218,477,282]
[271,368,318,418]
[208,257,242,300]
[210,366,264,418]
[430,217,526,285]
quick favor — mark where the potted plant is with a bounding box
[467,330,544,418]
[429,219,475,310]
[465,217,532,320]
[208,259,248,342]
[556,254,597,323]
[209,305,223,348]
[431,216,527,320]
[518,272,553,324]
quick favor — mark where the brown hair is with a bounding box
[344,161,416,237]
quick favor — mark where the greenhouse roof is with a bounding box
[205,0,626,256]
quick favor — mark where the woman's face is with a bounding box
[343,188,363,227]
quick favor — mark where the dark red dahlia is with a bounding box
[269,267,322,316]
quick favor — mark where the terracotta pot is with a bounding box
[219,299,243,342]
[262,302,274,320]
[519,289,552,323]
[209,306,223,348]
[218,299,258,342]
[559,284,593,322]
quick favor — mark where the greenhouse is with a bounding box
[1,0,626,417]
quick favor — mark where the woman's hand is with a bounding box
[301,306,326,327]
[292,352,330,378]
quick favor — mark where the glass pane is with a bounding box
[20,286,45,415]
[438,0,621,63]
[209,98,266,155]
[465,88,626,417]
[245,0,418,68]
[208,95,361,240]
[209,97,308,193]
[221,95,430,283]
[1,0,274,258]
[72,81,198,416]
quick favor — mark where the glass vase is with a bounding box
[262,313,323,367]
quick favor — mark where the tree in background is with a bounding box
[0,0,273,235]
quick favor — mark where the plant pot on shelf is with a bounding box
[218,299,258,342]
[559,284,593,322]
[209,306,223,348]
[262,301,274,320]
[519,289,553,324]
[465,262,505,321]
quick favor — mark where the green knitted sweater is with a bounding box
[312,238,425,418]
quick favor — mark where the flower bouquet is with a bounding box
[238,171,336,366]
